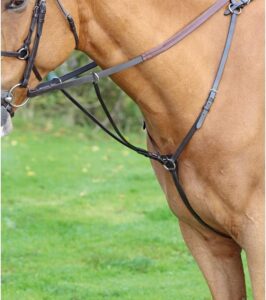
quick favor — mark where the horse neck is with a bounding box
[77,0,224,152]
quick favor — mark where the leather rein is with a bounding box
[1,0,252,238]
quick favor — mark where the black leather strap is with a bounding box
[36,61,97,90]
[56,0,79,48]
[21,1,46,87]
[60,87,164,163]
[28,56,144,97]
[32,65,43,81]
[1,0,79,90]
[1,51,20,57]
[170,170,230,238]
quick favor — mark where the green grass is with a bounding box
[2,119,252,299]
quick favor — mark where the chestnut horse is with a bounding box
[1,0,264,299]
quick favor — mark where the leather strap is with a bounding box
[142,0,228,61]
[28,56,143,96]
[4,0,252,237]
[21,0,46,87]
[1,0,79,90]
[36,61,97,90]
[1,51,21,57]
[28,0,229,97]
[42,2,251,238]
[60,87,164,163]
[170,170,229,237]
[32,65,43,81]
[56,0,79,48]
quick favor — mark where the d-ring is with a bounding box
[6,83,30,108]
[228,3,242,15]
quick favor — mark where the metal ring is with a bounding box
[11,97,30,108]
[18,47,29,60]
[229,4,242,15]
[163,159,176,171]
[7,83,22,96]
[6,83,30,108]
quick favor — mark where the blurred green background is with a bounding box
[2,52,252,299]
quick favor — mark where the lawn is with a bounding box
[1,119,252,299]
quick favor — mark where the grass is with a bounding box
[2,118,252,299]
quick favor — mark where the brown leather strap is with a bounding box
[28,0,229,97]
[142,0,228,61]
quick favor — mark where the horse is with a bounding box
[1,0,264,299]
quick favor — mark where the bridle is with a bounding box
[1,0,252,238]
[1,0,78,115]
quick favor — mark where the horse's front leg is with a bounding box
[149,148,246,299]
[240,199,265,300]
[179,220,246,300]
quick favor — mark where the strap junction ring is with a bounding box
[18,47,30,60]
[229,3,242,14]
[162,158,176,171]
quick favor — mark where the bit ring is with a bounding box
[6,83,30,108]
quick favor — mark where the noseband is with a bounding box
[2,0,252,238]
[1,0,78,115]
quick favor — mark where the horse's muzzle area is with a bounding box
[1,90,13,137]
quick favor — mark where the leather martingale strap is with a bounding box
[3,0,253,237]
[142,0,228,61]
[28,0,229,97]
[53,0,251,238]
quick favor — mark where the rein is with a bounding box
[2,0,252,238]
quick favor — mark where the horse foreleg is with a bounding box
[241,217,265,300]
[179,220,246,300]
[245,246,265,300]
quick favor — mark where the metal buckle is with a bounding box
[18,47,29,60]
[228,0,251,15]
